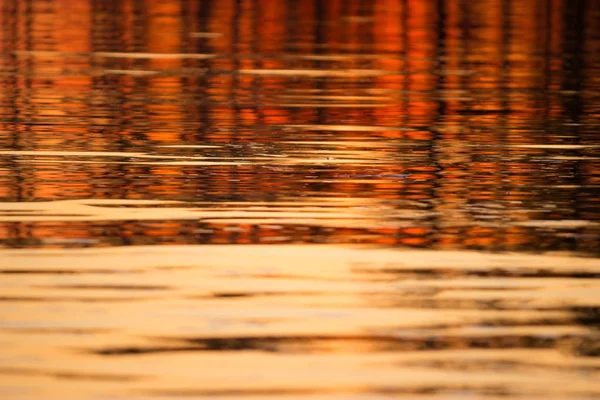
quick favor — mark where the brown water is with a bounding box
[1,0,599,399]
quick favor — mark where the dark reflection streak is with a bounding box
[130,0,147,146]
[104,32,136,253]
[35,284,171,290]
[0,328,113,334]
[149,388,336,397]
[92,333,583,356]
[253,0,271,208]
[2,0,18,145]
[365,3,377,192]
[195,0,211,145]
[429,0,446,248]
[367,298,581,311]
[284,0,296,201]
[0,296,155,302]
[390,0,408,246]
[231,0,240,128]
[499,0,510,252]
[365,2,376,57]
[0,296,62,302]
[285,0,295,56]
[542,0,551,123]
[252,0,259,110]
[314,0,325,129]
[461,0,476,246]
[148,386,598,397]
[240,0,259,227]
[90,0,102,163]
[572,306,600,330]
[91,0,131,221]
[563,0,585,252]
[229,0,242,209]
[5,0,32,247]
[0,269,122,274]
[402,1,409,179]
[16,0,32,204]
[194,3,211,206]
[205,291,318,298]
[405,359,600,373]
[1,0,20,226]
[0,367,144,382]
[356,267,600,278]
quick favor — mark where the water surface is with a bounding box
[0,0,599,399]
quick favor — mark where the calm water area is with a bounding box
[0,0,599,399]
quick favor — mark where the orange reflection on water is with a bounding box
[0,0,598,253]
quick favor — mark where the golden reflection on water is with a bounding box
[1,245,600,399]
[0,0,599,398]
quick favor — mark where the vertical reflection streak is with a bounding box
[431,0,446,249]
[562,0,585,251]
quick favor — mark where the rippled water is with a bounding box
[0,0,599,399]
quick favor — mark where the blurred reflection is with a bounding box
[0,2,600,399]
[0,0,598,252]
